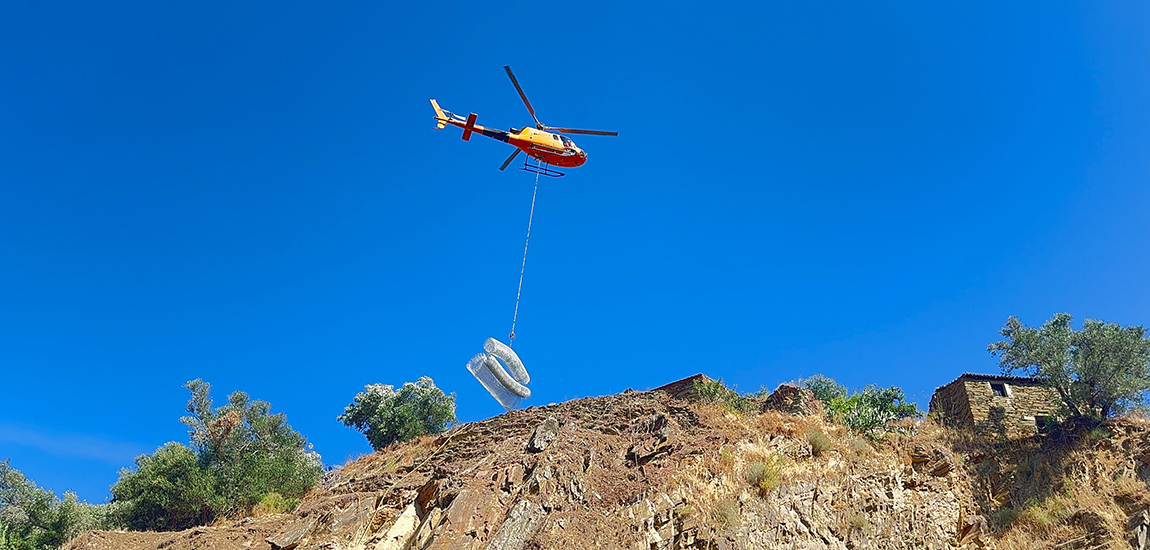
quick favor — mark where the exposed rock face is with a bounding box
[374,503,419,550]
[763,383,823,417]
[484,500,545,550]
[1131,509,1149,550]
[910,444,955,477]
[64,379,1150,550]
[526,417,559,453]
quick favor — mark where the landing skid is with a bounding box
[520,158,564,178]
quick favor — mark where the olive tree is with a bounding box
[111,380,322,529]
[181,380,322,516]
[0,460,107,549]
[339,377,456,451]
[110,443,215,531]
[988,313,1150,420]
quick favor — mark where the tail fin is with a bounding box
[430,99,448,129]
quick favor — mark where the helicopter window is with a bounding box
[561,136,574,148]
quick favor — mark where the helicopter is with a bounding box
[430,66,617,177]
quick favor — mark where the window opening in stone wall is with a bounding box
[1035,415,1051,435]
[990,383,1008,397]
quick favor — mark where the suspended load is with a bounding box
[444,66,611,410]
[467,337,530,411]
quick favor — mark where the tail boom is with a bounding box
[429,99,510,143]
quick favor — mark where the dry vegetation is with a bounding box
[64,386,1150,550]
[666,397,1150,548]
[940,416,1150,549]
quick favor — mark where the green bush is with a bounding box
[339,377,457,451]
[799,376,921,440]
[831,385,921,438]
[111,380,322,530]
[110,443,216,531]
[182,380,322,517]
[710,498,741,528]
[796,375,848,404]
[252,492,299,516]
[806,428,832,457]
[0,460,111,550]
[847,513,869,533]
[744,456,787,497]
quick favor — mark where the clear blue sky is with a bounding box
[2,1,1148,503]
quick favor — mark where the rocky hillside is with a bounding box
[65,377,1150,550]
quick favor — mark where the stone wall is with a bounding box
[929,378,976,431]
[964,379,1061,438]
[930,375,1062,439]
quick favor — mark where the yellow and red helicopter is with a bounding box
[431,66,617,177]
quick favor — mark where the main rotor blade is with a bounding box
[499,148,521,171]
[546,127,619,137]
[504,65,542,129]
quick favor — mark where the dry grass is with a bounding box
[251,492,298,516]
[710,498,740,528]
[806,428,832,457]
[744,455,787,497]
[847,512,869,533]
[673,398,1150,549]
[945,416,1150,549]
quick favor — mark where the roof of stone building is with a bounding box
[946,372,1047,386]
[650,373,714,400]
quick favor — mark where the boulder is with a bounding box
[485,500,546,550]
[527,417,560,453]
[374,503,420,550]
[762,384,824,417]
[266,516,318,550]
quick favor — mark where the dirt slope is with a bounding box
[64,381,1150,550]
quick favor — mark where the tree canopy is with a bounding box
[111,380,322,531]
[988,313,1150,420]
[339,376,456,451]
[180,380,322,515]
[1,460,105,550]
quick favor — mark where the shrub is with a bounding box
[797,375,848,404]
[182,380,322,517]
[988,507,1020,528]
[1,459,116,549]
[847,513,869,532]
[745,455,787,497]
[112,380,321,530]
[848,437,872,457]
[693,378,759,415]
[710,498,741,528]
[800,376,920,440]
[251,493,298,516]
[830,385,921,438]
[339,377,457,451]
[806,428,832,457]
[110,443,216,531]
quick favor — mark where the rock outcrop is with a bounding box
[64,380,1150,550]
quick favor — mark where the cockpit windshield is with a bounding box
[561,136,575,148]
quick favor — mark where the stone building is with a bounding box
[929,373,1062,438]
